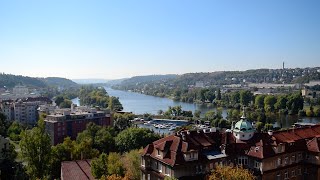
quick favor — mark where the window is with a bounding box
[291,155,296,163]
[284,157,289,165]
[298,168,301,175]
[165,166,170,175]
[210,163,214,169]
[156,162,161,172]
[277,158,282,167]
[292,170,296,177]
[238,156,248,165]
[254,161,260,169]
[157,149,160,156]
[306,154,310,159]
[276,173,281,180]
[284,171,288,179]
[298,153,302,161]
[147,174,150,180]
[141,157,145,167]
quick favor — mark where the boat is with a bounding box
[169,126,176,131]
[159,125,166,129]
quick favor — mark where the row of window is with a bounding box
[276,168,302,180]
[276,153,303,167]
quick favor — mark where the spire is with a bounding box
[241,106,246,119]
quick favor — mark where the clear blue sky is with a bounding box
[0,0,319,79]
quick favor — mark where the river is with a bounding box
[71,87,320,128]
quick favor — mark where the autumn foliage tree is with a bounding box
[208,165,255,180]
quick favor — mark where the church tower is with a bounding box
[232,108,255,140]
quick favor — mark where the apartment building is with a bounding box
[141,115,320,180]
[44,106,112,145]
[0,97,52,124]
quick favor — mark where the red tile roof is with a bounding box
[61,160,94,180]
[143,124,320,166]
[307,137,320,152]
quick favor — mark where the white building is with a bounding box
[14,100,38,124]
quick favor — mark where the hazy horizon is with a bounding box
[1,0,319,79]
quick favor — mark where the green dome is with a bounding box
[233,119,254,132]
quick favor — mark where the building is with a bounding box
[44,106,112,145]
[12,85,29,95]
[0,100,14,121]
[61,160,94,180]
[0,85,39,101]
[0,97,52,124]
[141,114,320,180]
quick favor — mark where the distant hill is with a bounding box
[72,79,109,84]
[0,73,78,88]
[42,77,78,88]
[114,67,320,92]
[120,74,177,85]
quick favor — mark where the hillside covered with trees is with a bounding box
[112,67,320,102]
[0,73,78,88]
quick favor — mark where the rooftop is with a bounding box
[61,160,94,180]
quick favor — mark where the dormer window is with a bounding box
[157,149,160,156]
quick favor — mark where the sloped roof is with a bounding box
[142,125,320,167]
[61,160,94,180]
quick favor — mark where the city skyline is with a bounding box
[1,0,319,79]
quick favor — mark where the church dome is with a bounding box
[232,110,255,140]
[233,119,254,133]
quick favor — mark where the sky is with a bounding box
[0,0,319,79]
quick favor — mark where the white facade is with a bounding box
[14,101,38,124]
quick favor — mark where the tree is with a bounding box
[194,110,201,118]
[109,96,123,111]
[254,95,265,109]
[7,121,23,141]
[240,90,253,106]
[264,95,277,112]
[0,142,20,180]
[115,127,160,152]
[157,110,164,115]
[286,93,304,114]
[208,165,255,180]
[123,149,141,180]
[91,153,108,179]
[107,153,125,176]
[51,138,74,179]
[0,112,9,137]
[54,95,65,107]
[256,121,264,132]
[19,119,52,179]
[275,95,287,110]
[95,127,116,153]
[230,91,240,105]
[205,110,216,121]
[114,113,131,131]
[216,89,221,100]
[315,108,320,117]
[77,122,101,145]
[60,99,72,108]
[73,138,99,160]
